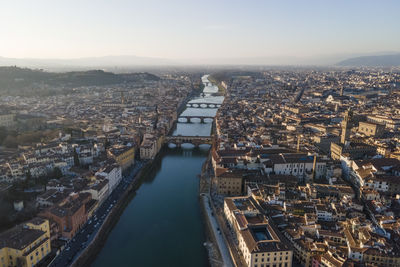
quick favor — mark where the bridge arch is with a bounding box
[178,116,214,123]
[165,136,212,147]
[186,102,222,109]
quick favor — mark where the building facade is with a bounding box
[0,218,51,267]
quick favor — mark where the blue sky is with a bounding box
[1,0,399,59]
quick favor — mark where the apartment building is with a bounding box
[0,218,51,267]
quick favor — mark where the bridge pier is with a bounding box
[166,136,212,147]
[185,102,221,109]
[178,116,213,124]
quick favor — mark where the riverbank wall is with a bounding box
[76,75,218,266]
[199,188,223,267]
[71,160,153,267]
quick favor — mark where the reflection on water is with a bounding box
[173,77,223,137]
[93,147,210,267]
[93,75,222,267]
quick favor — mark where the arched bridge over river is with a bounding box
[165,136,212,147]
[178,115,214,123]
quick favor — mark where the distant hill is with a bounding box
[337,54,400,67]
[0,55,174,70]
[0,66,160,96]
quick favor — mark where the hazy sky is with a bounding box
[1,0,399,59]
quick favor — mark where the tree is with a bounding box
[3,135,18,148]
[0,126,7,145]
[26,169,32,180]
[104,139,111,149]
[73,147,80,167]
[52,167,63,179]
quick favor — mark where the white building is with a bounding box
[262,154,326,182]
[82,179,109,205]
[96,163,122,192]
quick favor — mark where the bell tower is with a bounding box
[341,109,353,144]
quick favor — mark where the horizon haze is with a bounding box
[1,0,400,66]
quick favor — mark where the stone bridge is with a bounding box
[178,115,214,123]
[186,102,222,108]
[165,136,212,147]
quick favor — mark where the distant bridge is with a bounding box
[178,115,214,123]
[186,102,222,108]
[165,136,212,147]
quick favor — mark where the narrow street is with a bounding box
[202,194,234,267]
[49,161,145,267]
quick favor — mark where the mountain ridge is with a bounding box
[0,66,160,96]
[337,54,400,67]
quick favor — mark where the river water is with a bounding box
[92,75,223,267]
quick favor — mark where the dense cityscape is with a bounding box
[2,1,400,267]
[0,66,399,267]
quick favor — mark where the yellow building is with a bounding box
[217,170,243,195]
[363,248,400,266]
[140,133,163,160]
[108,145,135,170]
[0,218,51,267]
[330,142,376,161]
[358,121,385,137]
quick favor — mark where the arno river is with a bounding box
[92,75,223,267]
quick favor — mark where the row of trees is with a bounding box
[10,167,63,195]
[0,128,59,148]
